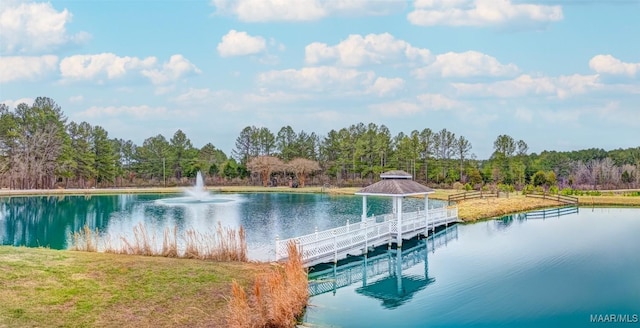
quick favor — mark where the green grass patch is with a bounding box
[0,246,268,327]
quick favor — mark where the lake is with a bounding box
[1,193,638,327]
[0,192,435,260]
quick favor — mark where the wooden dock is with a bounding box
[275,205,460,267]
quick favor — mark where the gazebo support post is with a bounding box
[424,194,429,236]
[362,196,367,222]
[397,196,403,248]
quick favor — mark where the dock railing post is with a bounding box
[364,221,368,255]
[333,230,337,263]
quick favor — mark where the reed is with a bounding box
[162,226,178,257]
[226,241,308,328]
[71,223,248,262]
[69,225,99,252]
[227,280,252,328]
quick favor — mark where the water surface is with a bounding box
[0,192,437,260]
[304,207,640,328]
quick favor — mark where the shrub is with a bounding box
[452,182,464,190]
[522,184,535,195]
[546,171,557,187]
[560,187,574,196]
[531,171,547,187]
[549,185,559,195]
[464,183,473,191]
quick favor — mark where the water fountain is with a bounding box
[156,171,232,205]
[183,171,209,201]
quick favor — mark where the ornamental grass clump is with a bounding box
[70,222,248,262]
[227,241,308,328]
[69,225,99,252]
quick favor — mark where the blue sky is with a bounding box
[1,0,639,159]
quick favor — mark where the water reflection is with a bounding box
[495,205,579,230]
[308,225,458,309]
[0,193,442,261]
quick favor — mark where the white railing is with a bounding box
[308,225,459,296]
[275,206,459,265]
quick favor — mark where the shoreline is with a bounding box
[2,188,639,327]
[1,186,638,221]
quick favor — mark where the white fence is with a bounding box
[275,206,459,267]
[308,224,459,296]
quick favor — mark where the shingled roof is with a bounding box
[355,170,435,196]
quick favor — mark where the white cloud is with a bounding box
[213,0,325,22]
[305,33,431,67]
[1,97,34,109]
[141,55,201,84]
[370,100,423,116]
[408,0,563,27]
[589,54,639,77]
[367,77,405,96]
[172,88,232,105]
[413,51,518,78]
[370,93,465,116]
[257,66,375,92]
[76,105,180,120]
[0,55,58,83]
[416,93,464,110]
[245,89,311,104]
[453,74,601,99]
[212,0,402,22]
[217,30,267,57]
[59,53,157,81]
[69,95,83,103]
[514,108,533,122]
[538,109,581,123]
[171,88,244,112]
[0,1,90,54]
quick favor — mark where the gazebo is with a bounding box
[355,170,435,248]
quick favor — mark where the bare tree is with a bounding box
[286,158,321,187]
[246,156,284,187]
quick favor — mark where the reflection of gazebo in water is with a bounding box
[307,226,459,309]
[355,239,436,309]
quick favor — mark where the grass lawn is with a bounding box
[0,246,268,328]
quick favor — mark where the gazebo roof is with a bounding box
[356,170,435,197]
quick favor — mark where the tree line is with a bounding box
[1,97,638,190]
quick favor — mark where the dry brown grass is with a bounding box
[162,226,178,257]
[70,223,248,262]
[69,225,100,252]
[577,195,640,207]
[183,223,248,261]
[226,241,308,328]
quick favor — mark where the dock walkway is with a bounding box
[275,206,460,267]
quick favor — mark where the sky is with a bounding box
[1,0,639,159]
